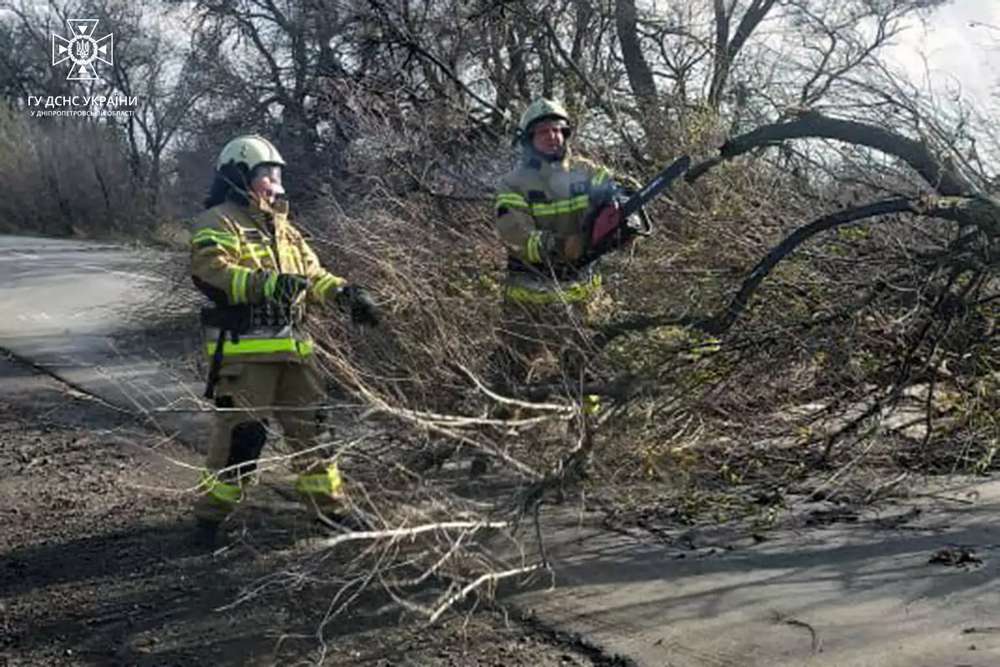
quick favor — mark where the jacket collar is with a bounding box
[234,196,288,235]
[226,200,288,236]
[522,144,570,171]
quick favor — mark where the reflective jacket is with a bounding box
[494,151,620,304]
[189,198,345,363]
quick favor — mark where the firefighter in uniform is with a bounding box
[189,134,378,544]
[494,98,629,386]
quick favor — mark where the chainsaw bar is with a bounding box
[621,155,691,218]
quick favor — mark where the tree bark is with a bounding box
[709,198,916,334]
[707,0,777,111]
[615,0,663,147]
[688,110,976,197]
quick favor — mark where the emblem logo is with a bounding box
[52,19,113,81]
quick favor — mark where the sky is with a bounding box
[887,0,1000,109]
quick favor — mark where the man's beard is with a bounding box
[535,145,565,161]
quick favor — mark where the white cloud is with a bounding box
[887,0,1000,107]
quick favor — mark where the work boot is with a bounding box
[295,463,367,530]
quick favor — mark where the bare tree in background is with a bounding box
[95,2,211,212]
[14,2,1000,660]
[707,0,776,110]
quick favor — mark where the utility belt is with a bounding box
[200,304,252,334]
[199,303,301,399]
[250,302,296,328]
[200,305,251,400]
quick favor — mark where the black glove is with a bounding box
[267,273,309,305]
[335,285,380,326]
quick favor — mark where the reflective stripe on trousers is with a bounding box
[199,470,243,507]
[204,337,314,357]
[504,273,602,305]
[295,463,344,497]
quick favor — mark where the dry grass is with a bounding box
[113,100,1000,635]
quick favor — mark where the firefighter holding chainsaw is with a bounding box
[494,98,636,385]
[189,134,378,545]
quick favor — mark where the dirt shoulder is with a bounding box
[0,351,610,667]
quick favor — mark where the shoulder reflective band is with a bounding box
[204,338,314,357]
[591,167,610,186]
[295,464,344,497]
[199,470,242,506]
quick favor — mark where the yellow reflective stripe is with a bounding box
[192,229,239,251]
[496,193,529,209]
[295,464,344,497]
[497,193,590,216]
[205,338,314,357]
[193,228,238,244]
[591,168,610,186]
[505,274,602,305]
[263,272,278,300]
[280,247,302,270]
[530,195,589,217]
[229,269,241,304]
[199,471,242,505]
[229,267,251,304]
[525,231,543,263]
[311,274,345,302]
[583,394,601,415]
[240,244,274,262]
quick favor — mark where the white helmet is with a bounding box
[216,134,285,173]
[518,98,572,136]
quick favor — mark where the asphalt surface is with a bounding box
[508,497,1000,666]
[0,235,209,445]
[4,235,1000,666]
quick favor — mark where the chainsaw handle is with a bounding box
[619,207,653,244]
[633,208,653,237]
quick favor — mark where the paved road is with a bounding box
[4,235,1000,666]
[0,235,208,444]
[508,494,1000,666]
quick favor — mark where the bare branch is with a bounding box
[688,110,977,196]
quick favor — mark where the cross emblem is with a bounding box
[52,19,113,81]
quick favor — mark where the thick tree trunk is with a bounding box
[688,110,976,197]
[615,0,664,148]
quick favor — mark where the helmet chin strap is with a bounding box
[219,169,253,201]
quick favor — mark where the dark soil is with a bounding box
[0,353,604,666]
